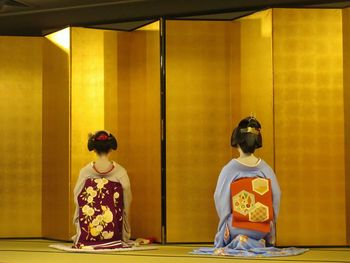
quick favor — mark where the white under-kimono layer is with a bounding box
[72,162,132,242]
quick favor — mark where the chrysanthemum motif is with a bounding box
[78,178,122,243]
[102,231,114,240]
[101,206,113,223]
[82,205,89,213]
[86,186,97,197]
[91,218,100,226]
[82,205,95,217]
[96,215,103,223]
[87,196,94,203]
[95,178,108,189]
[90,225,103,237]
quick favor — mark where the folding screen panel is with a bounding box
[343,7,350,245]
[233,11,274,166]
[42,24,162,241]
[273,9,346,246]
[69,27,107,238]
[104,24,162,241]
[166,20,235,243]
[0,36,43,237]
[165,10,273,242]
[42,29,71,240]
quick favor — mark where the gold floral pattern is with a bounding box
[77,178,122,243]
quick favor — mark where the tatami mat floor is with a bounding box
[0,239,349,263]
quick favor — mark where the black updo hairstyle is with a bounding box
[231,117,262,154]
[88,130,117,155]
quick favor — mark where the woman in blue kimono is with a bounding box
[193,117,307,257]
[214,116,280,249]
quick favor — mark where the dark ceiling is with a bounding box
[0,0,350,36]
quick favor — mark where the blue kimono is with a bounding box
[192,159,308,257]
[214,159,280,248]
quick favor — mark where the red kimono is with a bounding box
[74,178,125,249]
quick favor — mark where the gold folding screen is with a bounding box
[165,9,349,245]
[70,28,106,238]
[42,29,71,240]
[273,9,346,246]
[166,21,235,242]
[235,11,274,166]
[0,37,43,237]
[342,8,350,245]
[166,11,273,242]
[1,8,350,246]
[42,25,161,241]
[112,26,162,241]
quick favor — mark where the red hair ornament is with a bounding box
[95,134,109,141]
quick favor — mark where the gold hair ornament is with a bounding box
[250,112,256,119]
[240,127,260,135]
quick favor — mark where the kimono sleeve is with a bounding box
[263,164,281,245]
[265,166,281,220]
[72,169,87,224]
[118,169,132,241]
[71,169,88,242]
[214,165,237,228]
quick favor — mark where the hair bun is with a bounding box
[231,116,262,153]
[87,130,118,153]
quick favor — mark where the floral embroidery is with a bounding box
[90,225,103,237]
[86,186,97,197]
[94,178,109,198]
[76,178,123,245]
[95,178,108,189]
[101,206,113,223]
[92,218,100,226]
[102,231,114,239]
[82,205,95,217]
[80,186,97,206]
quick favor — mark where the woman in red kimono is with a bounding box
[72,130,132,250]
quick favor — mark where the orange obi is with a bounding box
[231,177,273,233]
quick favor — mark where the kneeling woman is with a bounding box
[214,117,280,249]
[193,117,307,257]
[72,130,131,250]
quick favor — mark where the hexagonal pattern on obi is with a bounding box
[248,202,269,222]
[252,178,269,195]
[232,190,255,216]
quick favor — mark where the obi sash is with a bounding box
[75,178,124,248]
[231,177,273,233]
